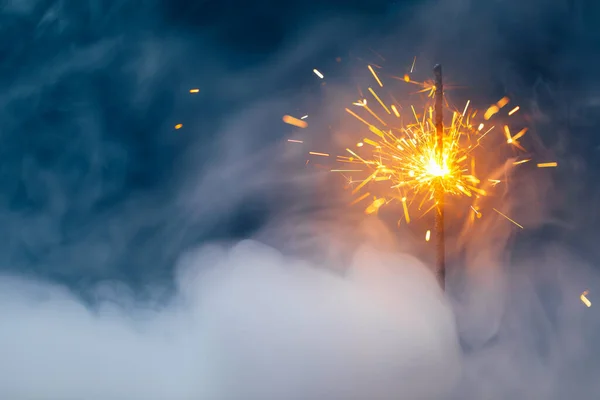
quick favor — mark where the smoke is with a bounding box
[0,232,460,400]
[1,0,600,399]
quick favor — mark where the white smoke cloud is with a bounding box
[0,233,460,400]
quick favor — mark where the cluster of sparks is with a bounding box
[286,62,559,233]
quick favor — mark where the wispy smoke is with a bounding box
[1,0,599,399]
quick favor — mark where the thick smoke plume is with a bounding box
[0,231,460,399]
[1,0,600,399]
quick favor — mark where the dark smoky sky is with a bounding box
[3,1,600,399]
[1,0,599,288]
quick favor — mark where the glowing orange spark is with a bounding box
[537,162,558,168]
[175,123,183,129]
[189,88,199,93]
[581,290,592,307]
[313,69,324,79]
[283,115,308,128]
[288,139,304,143]
[425,230,431,242]
[309,151,329,157]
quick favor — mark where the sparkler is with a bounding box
[433,64,445,289]
[294,58,557,289]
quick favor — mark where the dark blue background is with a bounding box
[1,0,599,293]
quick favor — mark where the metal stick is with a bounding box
[433,64,446,290]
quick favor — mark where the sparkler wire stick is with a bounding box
[433,64,446,290]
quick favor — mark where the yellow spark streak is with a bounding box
[497,97,510,108]
[401,197,411,224]
[189,88,199,93]
[345,108,372,128]
[368,65,384,87]
[368,88,391,114]
[391,104,400,117]
[352,170,377,194]
[513,159,531,165]
[364,105,387,126]
[462,100,471,117]
[288,139,304,143]
[508,106,520,115]
[484,105,499,120]
[365,197,386,214]
[537,162,558,168]
[492,208,524,229]
[283,115,308,128]
[351,192,371,205]
[513,128,528,141]
[503,125,512,142]
[470,206,482,218]
[478,125,495,142]
[363,138,380,147]
[581,290,592,307]
[425,230,431,242]
[175,123,183,129]
[410,56,417,73]
[410,105,419,124]
[484,97,510,120]
[301,115,308,120]
[503,126,527,150]
[313,69,324,79]
[309,151,329,157]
